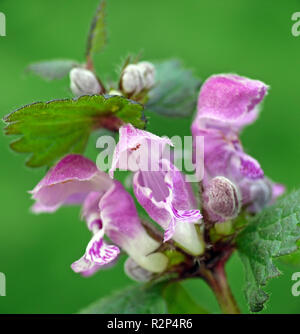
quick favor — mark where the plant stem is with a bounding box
[86,54,94,71]
[85,55,106,93]
[199,255,241,314]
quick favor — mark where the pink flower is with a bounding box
[30,154,168,276]
[192,74,285,218]
[110,124,204,255]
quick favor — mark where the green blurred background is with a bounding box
[1,0,300,313]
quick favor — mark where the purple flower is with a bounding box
[192,74,285,218]
[110,124,204,255]
[30,154,168,276]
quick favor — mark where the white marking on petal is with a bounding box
[85,230,120,265]
[71,256,93,273]
[163,218,176,242]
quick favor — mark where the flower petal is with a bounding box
[71,255,95,275]
[239,154,264,180]
[71,229,120,275]
[192,74,284,215]
[124,257,154,282]
[71,255,118,277]
[193,126,264,185]
[86,230,120,265]
[100,180,168,273]
[110,125,203,245]
[30,154,113,212]
[109,123,173,177]
[229,148,264,181]
[32,192,89,214]
[81,191,104,230]
[196,74,268,128]
[133,160,204,254]
[272,183,285,200]
[239,178,272,213]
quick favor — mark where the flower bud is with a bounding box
[70,68,101,96]
[137,61,155,90]
[121,64,144,94]
[205,176,241,221]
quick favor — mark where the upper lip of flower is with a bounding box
[196,73,269,124]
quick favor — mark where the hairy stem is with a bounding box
[85,55,106,93]
[199,260,240,314]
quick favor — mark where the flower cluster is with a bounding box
[192,74,284,220]
[69,61,156,99]
[30,72,284,279]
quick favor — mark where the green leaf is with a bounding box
[26,59,79,80]
[86,0,107,58]
[146,59,201,117]
[3,95,145,168]
[163,282,209,314]
[280,240,300,266]
[79,283,167,314]
[236,190,300,312]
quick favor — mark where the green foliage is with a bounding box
[79,280,209,314]
[165,250,186,268]
[280,240,300,266]
[86,0,107,58]
[146,59,201,117]
[237,190,300,312]
[3,95,145,168]
[163,282,209,314]
[26,59,79,80]
[79,283,167,314]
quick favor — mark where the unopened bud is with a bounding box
[121,61,155,95]
[205,176,241,220]
[121,64,143,94]
[70,68,101,96]
[137,61,155,90]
